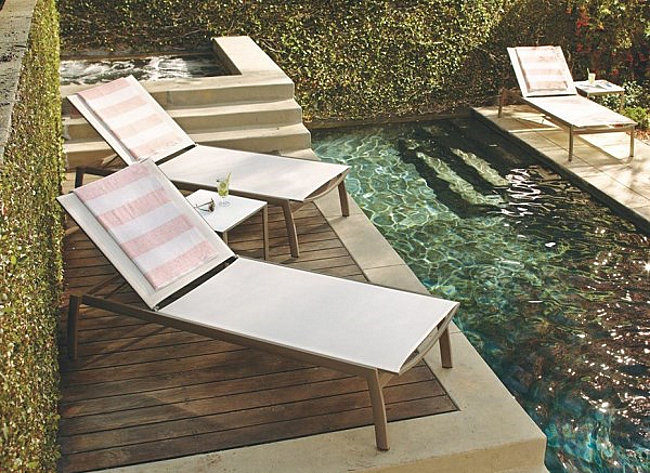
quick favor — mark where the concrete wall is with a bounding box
[0,0,37,164]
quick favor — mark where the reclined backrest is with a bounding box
[508,46,577,97]
[70,76,195,165]
[60,160,234,308]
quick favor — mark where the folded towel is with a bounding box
[516,46,573,95]
[77,76,191,162]
[73,160,220,290]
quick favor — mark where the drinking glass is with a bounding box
[588,72,596,85]
[216,173,231,207]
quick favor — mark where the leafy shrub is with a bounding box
[0,0,65,471]
[54,0,575,120]
[57,1,648,123]
[624,106,650,129]
[567,0,649,82]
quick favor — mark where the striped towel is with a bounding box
[73,160,219,290]
[516,46,572,94]
[77,76,191,163]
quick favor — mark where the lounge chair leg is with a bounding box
[367,370,390,451]
[498,88,505,118]
[67,295,82,360]
[281,201,300,258]
[262,205,269,260]
[338,181,350,217]
[74,167,86,188]
[439,327,453,368]
[568,126,574,162]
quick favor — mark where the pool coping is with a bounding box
[474,105,650,234]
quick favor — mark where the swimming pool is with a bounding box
[313,119,649,473]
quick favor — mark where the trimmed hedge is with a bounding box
[0,0,65,471]
[58,0,648,121]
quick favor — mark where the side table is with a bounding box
[186,189,269,260]
[574,79,625,112]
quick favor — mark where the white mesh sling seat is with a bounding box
[67,75,351,257]
[58,160,459,451]
[499,46,637,161]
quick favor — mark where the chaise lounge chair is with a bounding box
[67,75,351,257]
[499,45,637,161]
[58,159,459,451]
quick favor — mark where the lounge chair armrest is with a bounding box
[304,171,349,202]
[399,304,457,374]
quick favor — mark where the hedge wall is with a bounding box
[58,0,649,121]
[0,0,65,471]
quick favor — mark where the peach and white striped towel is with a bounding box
[77,76,191,162]
[73,160,219,290]
[516,46,572,94]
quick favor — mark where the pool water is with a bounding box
[313,119,649,473]
[60,54,227,86]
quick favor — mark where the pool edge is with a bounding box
[473,105,650,234]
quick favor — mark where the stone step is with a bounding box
[61,75,295,116]
[64,99,303,141]
[64,123,312,169]
[189,123,311,154]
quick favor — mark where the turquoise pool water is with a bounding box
[313,119,649,473]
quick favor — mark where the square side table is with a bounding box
[186,189,269,260]
[574,79,625,112]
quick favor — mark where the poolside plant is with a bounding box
[0,0,65,471]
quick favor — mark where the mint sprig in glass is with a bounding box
[216,172,231,207]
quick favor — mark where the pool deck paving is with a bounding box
[475,105,650,233]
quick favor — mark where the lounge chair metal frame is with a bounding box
[66,282,455,451]
[499,46,637,162]
[59,162,458,451]
[68,76,351,258]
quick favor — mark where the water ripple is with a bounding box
[313,119,650,473]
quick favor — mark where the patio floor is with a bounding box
[57,198,457,473]
[475,104,650,232]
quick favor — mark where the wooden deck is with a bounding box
[58,201,457,473]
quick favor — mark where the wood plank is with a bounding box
[59,364,438,419]
[59,366,357,417]
[61,339,244,371]
[60,376,444,446]
[59,397,455,473]
[60,356,310,402]
[61,348,285,386]
[73,330,211,356]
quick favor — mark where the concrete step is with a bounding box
[190,123,311,154]
[158,78,295,109]
[64,99,303,141]
[64,123,312,169]
[61,75,295,116]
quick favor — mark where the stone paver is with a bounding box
[477,105,650,232]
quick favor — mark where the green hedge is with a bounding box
[58,0,648,121]
[0,0,65,471]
